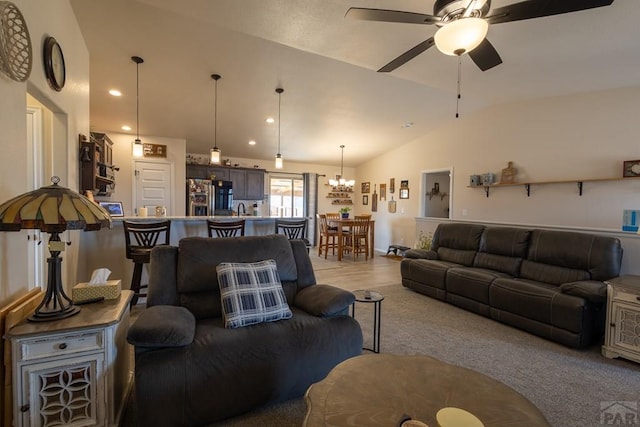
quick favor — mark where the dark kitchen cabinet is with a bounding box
[186,164,229,181]
[246,170,265,200]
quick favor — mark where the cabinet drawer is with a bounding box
[19,331,104,361]
[611,287,640,305]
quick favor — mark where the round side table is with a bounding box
[351,289,384,353]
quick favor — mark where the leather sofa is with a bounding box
[126,234,363,426]
[401,223,623,348]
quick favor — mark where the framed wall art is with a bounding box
[371,184,378,212]
[361,182,370,193]
[389,178,395,193]
[388,197,396,213]
[623,160,640,178]
[379,183,386,201]
[400,180,409,188]
[363,195,369,205]
[399,188,409,199]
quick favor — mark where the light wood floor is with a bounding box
[310,251,402,292]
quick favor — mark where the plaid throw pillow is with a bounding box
[216,259,292,328]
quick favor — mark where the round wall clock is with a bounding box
[43,36,65,91]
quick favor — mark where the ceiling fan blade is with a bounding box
[468,39,503,71]
[378,38,435,73]
[345,8,440,25]
[486,0,614,25]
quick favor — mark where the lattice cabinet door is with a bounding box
[18,354,105,427]
[602,276,640,364]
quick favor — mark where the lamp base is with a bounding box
[28,305,80,322]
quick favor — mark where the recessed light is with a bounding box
[121,125,132,131]
[248,140,256,146]
[109,89,122,97]
[401,122,414,129]
[265,117,275,124]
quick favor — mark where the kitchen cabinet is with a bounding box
[186,164,229,181]
[230,169,264,200]
[6,292,133,427]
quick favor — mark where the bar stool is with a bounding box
[207,219,245,237]
[275,218,311,252]
[123,220,171,306]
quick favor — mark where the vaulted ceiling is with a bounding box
[70,0,640,167]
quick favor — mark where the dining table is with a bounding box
[327,218,375,261]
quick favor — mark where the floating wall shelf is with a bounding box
[468,177,640,198]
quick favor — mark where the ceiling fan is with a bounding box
[346,0,615,73]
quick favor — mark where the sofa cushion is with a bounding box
[217,259,292,328]
[127,305,196,348]
[401,258,462,291]
[520,260,590,286]
[526,230,622,281]
[447,267,511,304]
[295,285,355,317]
[473,227,530,276]
[490,278,589,333]
[559,280,607,304]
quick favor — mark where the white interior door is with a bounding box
[133,160,173,215]
[26,106,45,289]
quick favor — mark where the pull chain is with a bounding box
[456,54,462,119]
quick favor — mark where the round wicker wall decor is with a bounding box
[0,1,32,82]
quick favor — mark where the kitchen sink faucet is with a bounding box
[237,202,246,216]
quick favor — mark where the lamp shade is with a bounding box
[133,138,143,157]
[0,179,112,232]
[210,147,221,164]
[434,17,488,56]
[275,153,283,169]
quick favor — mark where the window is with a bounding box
[269,176,304,217]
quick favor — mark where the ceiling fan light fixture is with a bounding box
[434,17,488,56]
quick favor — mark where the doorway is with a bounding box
[133,160,174,215]
[26,104,45,289]
[421,168,452,218]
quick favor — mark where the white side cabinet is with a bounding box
[602,276,640,364]
[6,291,133,427]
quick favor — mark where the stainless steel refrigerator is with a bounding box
[186,178,233,216]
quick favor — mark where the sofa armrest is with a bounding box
[294,284,355,317]
[559,280,607,304]
[127,305,196,348]
[404,249,439,260]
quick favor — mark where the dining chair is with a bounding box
[342,216,371,261]
[207,219,246,237]
[317,214,339,258]
[123,220,171,306]
[275,218,312,252]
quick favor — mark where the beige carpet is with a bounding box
[123,283,640,427]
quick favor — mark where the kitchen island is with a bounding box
[76,216,306,296]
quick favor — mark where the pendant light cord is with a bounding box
[136,62,140,140]
[456,55,462,119]
[340,145,345,177]
[214,77,218,150]
[277,90,282,155]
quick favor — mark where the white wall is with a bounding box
[0,0,89,306]
[104,132,186,216]
[358,86,640,266]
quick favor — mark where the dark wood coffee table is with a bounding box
[303,354,550,427]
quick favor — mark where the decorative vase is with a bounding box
[341,213,349,219]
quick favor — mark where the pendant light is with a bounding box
[329,145,355,189]
[274,87,284,169]
[210,74,221,164]
[131,56,144,158]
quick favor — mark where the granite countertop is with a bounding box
[113,216,304,221]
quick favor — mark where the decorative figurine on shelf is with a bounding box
[500,161,517,184]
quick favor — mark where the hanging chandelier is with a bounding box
[274,87,284,169]
[131,56,144,157]
[210,74,222,164]
[329,145,355,190]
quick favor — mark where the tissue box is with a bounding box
[72,280,121,303]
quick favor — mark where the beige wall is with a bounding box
[0,0,89,307]
[358,86,640,260]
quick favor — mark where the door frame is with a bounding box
[420,167,454,219]
[132,159,175,215]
